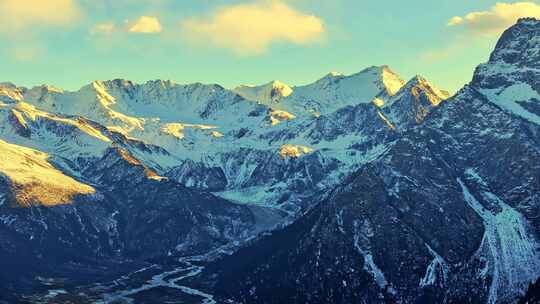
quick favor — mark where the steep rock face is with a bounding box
[203,19,540,304]
[471,18,540,124]
[379,75,450,128]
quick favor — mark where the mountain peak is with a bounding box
[379,66,405,96]
[378,75,449,127]
[314,65,404,95]
[268,80,289,87]
[408,74,428,84]
[403,75,449,105]
[516,17,540,25]
[365,65,389,72]
[0,82,17,89]
[321,71,345,79]
[471,17,540,125]
[314,71,346,84]
[25,84,64,96]
[350,65,405,96]
[487,17,540,67]
[0,82,25,103]
[234,80,292,104]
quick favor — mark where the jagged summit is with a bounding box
[234,80,293,105]
[315,71,346,83]
[326,71,344,77]
[0,82,17,89]
[402,75,450,103]
[487,17,540,66]
[407,75,429,85]
[27,84,64,94]
[472,17,540,124]
[516,17,540,26]
[380,66,407,96]
[312,65,403,93]
[89,79,216,93]
[274,65,405,115]
[0,82,25,102]
[376,74,449,128]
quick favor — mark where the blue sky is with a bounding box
[1,0,539,93]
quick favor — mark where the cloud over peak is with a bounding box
[447,2,540,36]
[181,0,325,55]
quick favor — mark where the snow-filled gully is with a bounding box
[458,172,540,304]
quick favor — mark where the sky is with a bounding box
[1,0,540,94]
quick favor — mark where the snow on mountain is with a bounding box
[472,17,540,125]
[0,139,95,207]
[274,65,405,115]
[0,101,112,161]
[3,17,540,304]
[267,109,296,126]
[0,64,445,214]
[22,79,268,134]
[278,144,314,159]
[82,80,264,128]
[458,172,540,304]
[0,82,25,103]
[378,75,450,128]
[200,18,540,304]
[22,82,145,135]
[234,80,293,105]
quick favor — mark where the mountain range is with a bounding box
[0,18,539,304]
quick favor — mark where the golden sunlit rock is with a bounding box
[0,139,95,207]
[279,144,314,159]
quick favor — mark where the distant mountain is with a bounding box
[378,75,451,129]
[272,65,406,115]
[235,80,293,105]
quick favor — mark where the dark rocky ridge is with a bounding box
[200,18,540,304]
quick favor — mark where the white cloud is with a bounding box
[181,0,325,55]
[0,0,81,33]
[447,2,540,36]
[128,16,162,33]
[91,16,162,35]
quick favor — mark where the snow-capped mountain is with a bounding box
[234,80,293,105]
[276,65,405,115]
[378,75,451,129]
[1,17,539,304]
[204,18,540,304]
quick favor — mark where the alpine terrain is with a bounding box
[0,18,539,304]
